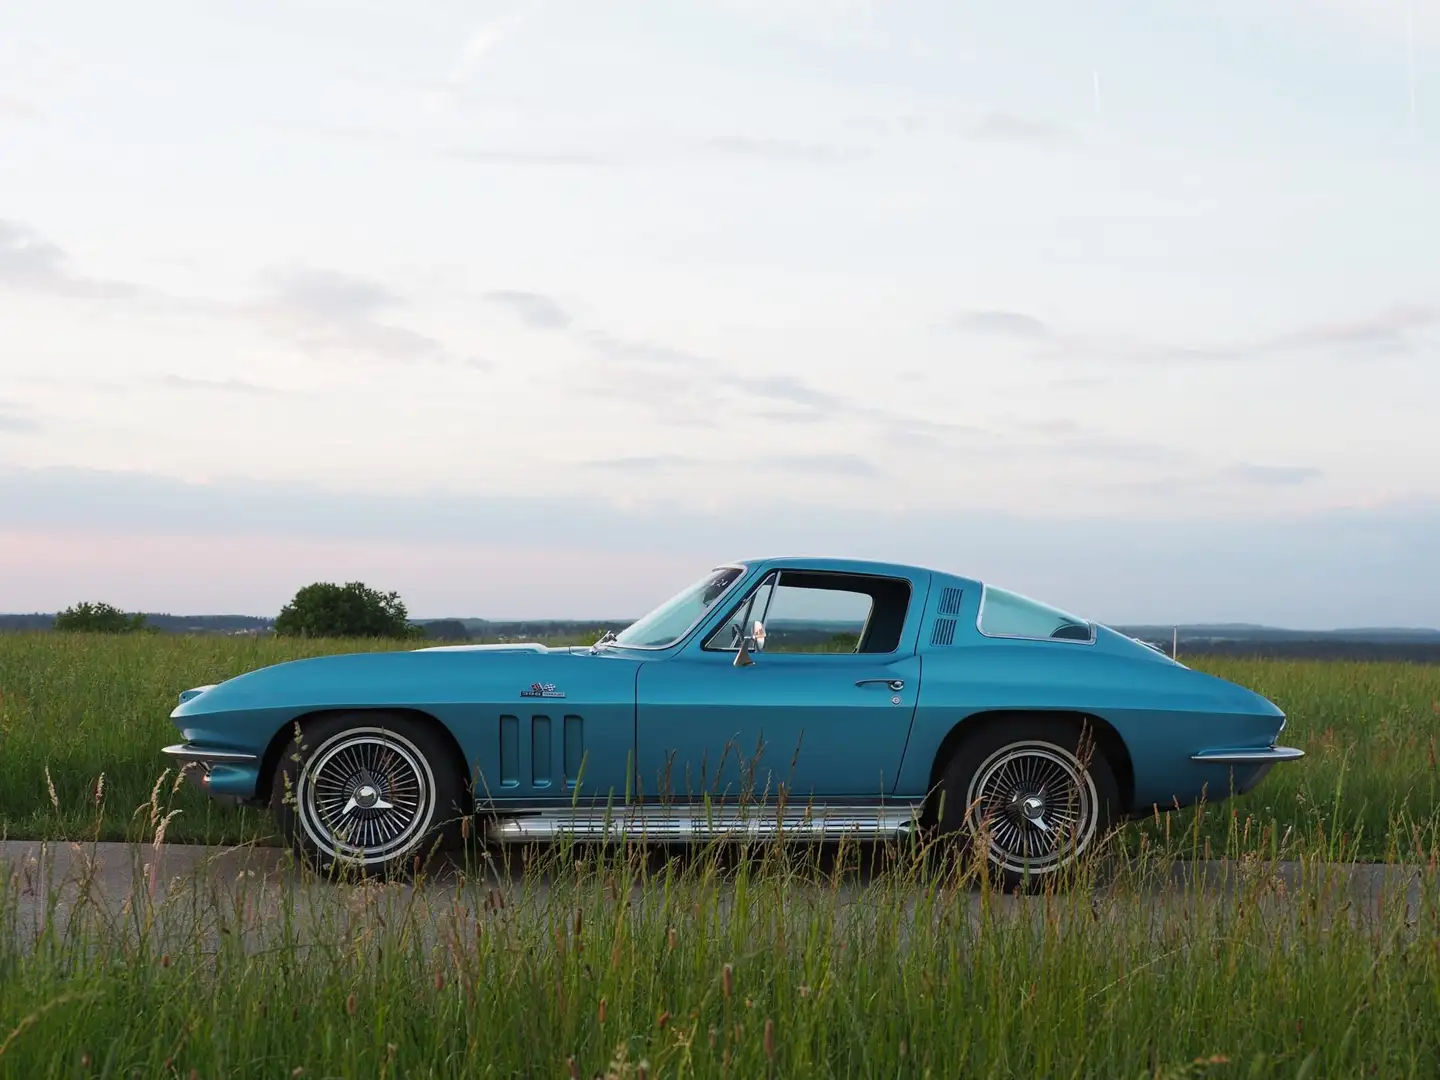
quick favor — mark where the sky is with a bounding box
[1,0,1437,627]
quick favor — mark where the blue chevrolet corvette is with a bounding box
[163,556,1303,889]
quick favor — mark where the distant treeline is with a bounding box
[4,612,1440,662]
[0,613,275,634]
[1159,640,1440,664]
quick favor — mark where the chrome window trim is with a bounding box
[974,583,1097,646]
[700,568,908,656]
[701,569,779,653]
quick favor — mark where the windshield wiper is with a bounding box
[590,629,618,653]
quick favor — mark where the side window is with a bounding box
[978,586,1094,642]
[704,571,911,654]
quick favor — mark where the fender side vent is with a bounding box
[931,618,957,647]
[937,587,963,615]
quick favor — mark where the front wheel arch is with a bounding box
[919,709,1133,828]
[255,706,474,813]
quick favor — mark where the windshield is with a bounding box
[611,566,745,649]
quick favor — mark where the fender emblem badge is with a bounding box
[521,682,566,699]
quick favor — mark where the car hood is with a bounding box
[171,641,631,718]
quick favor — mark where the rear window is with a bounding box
[978,586,1094,643]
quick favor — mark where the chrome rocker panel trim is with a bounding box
[483,804,923,844]
[1190,746,1306,764]
[161,743,261,765]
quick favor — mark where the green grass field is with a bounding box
[5,633,1440,1075]
[2,631,1439,859]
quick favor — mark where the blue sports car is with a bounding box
[163,556,1303,889]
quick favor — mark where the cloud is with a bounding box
[160,375,296,399]
[3,463,1438,627]
[0,96,43,122]
[966,112,1071,144]
[484,290,572,330]
[245,266,447,363]
[426,1,545,111]
[0,223,481,371]
[447,3,541,81]
[441,147,611,167]
[953,302,1437,367]
[733,375,847,411]
[705,136,865,164]
[0,220,139,299]
[581,322,990,452]
[0,402,40,434]
[584,455,700,472]
[586,332,712,369]
[1264,306,1438,355]
[1225,463,1323,486]
[954,310,1054,340]
[772,453,882,477]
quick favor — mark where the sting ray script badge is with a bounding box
[520,682,566,699]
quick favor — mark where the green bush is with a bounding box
[52,601,150,634]
[273,581,422,640]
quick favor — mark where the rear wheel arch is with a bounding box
[920,708,1134,826]
[255,706,473,811]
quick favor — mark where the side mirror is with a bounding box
[734,621,766,667]
[734,634,757,666]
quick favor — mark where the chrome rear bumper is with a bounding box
[161,743,259,765]
[1190,746,1305,764]
[161,743,261,803]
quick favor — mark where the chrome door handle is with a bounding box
[856,678,905,691]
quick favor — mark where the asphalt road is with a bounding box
[2,840,1430,953]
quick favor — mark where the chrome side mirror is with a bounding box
[734,634,757,666]
[734,621,766,667]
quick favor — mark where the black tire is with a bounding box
[270,711,468,878]
[933,715,1121,893]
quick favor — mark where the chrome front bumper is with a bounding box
[1190,746,1306,764]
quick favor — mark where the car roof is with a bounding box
[727,555,981,585]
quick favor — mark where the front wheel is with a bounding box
[935,716,1120,892]
[270,712,466,877]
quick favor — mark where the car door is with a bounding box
[635,567,926,804]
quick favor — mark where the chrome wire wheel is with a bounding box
[295,726,438,866]
[963,739,1100,877]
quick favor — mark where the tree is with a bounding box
[273,581,421,639]
[53,601,150,634]
[420,619,471,642]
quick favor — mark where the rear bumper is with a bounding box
[161,743,262,801]
[1190,746,1305,764]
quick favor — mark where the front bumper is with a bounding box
[162,743,262,802]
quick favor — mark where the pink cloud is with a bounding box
[0,528,712,619]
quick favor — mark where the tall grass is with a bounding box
[3,817,1440,1077]
[6,635,1440,1074]
[3,633,1440,861]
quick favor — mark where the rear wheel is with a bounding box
[934,716,1120,892]
[270,711,467,877]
